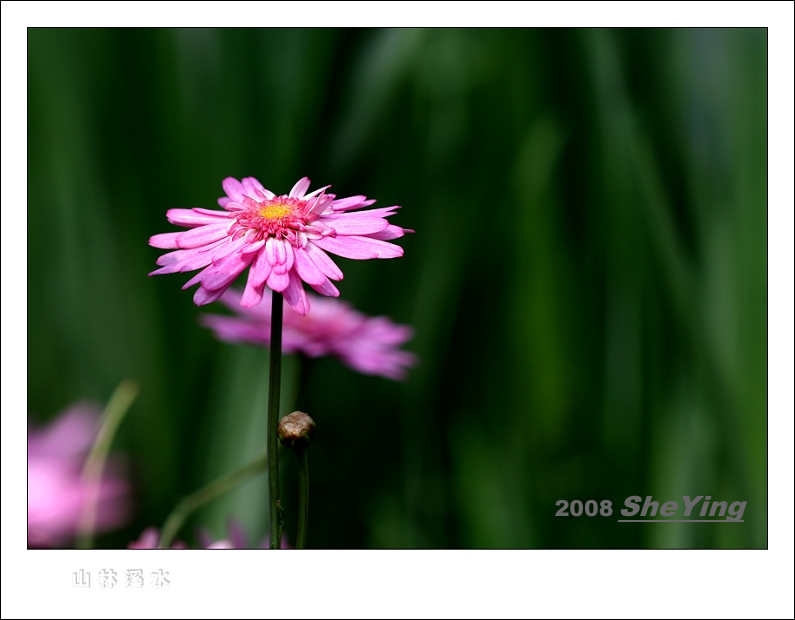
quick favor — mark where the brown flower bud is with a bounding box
[277,411,316,449]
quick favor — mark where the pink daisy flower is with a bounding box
[201,288,417,380]
[149,177,410,315]
[28,404,131,547]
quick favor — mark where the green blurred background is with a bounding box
[28,28,766,549]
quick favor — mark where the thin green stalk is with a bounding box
[158,450,268,549]
[76,380,139,549]
[268,291,284,549]
[296,447,309,549]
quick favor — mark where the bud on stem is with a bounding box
[277,411,316,450]
[277,411,315,549]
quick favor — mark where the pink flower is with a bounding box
[28,404,131,547]
[150,177,410,315]
[201,288,417,380]
[198,520,291,549]
[198,520,272,549]
[128,521,287,549]
[127,527,186,549]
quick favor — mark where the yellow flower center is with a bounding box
[259,204,292,220]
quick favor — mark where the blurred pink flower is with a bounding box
[199,519,263,549]
[150,176,411,315]
[127,527,186,549]
[128,521,287,549]
[198,519,290,549]
[28,404,131,547]
[201,288,417,380]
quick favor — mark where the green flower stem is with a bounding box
[76,379,139,549]
[268,291,284,549]
[158,450,268,549]
[296,447,309,549]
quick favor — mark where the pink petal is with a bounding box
[321,215,390,236]
[240,239,266,255]
[367,225,410,241]
[182,270,205,290]
[194,286,227,306]
[282,272,309,315]
[326,206,399,219]
[218,197,231,208]
[309,278,340,297]
[156,251,183,266]
[289,177,311,199]
[275,238,287,265]
[179,240,227,271]
[339,235,404,258]
[303,185,331,200]
[304,242,344,280]
[155,245,215,267]
[304,220,333,237]
[240,277,266,308]
[149,263,183,276]
[266,269,290,292]
[222,177,245,202]
[265,237,280,266]
[248,247,272,287]
[211,237,248,262]
[28,405,99,458]
[128,527,160,549]
[195,207,231,217]
[331,195,369,210]
[272,242,295,275]
[176,223,230,249]
[332,198,377,212]
[149,232,181,249]
[312,235,379,260]
[201,251,256,291]
[167,209,229,227]
[242,177,274,199]
[293,247,328,286]
[306,194,334,217]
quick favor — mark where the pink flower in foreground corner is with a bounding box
[201,288,417,380]
[149,177,411,315]
[28,404,131,547]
